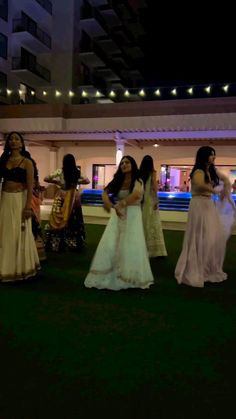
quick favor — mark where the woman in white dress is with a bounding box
[139,155,167,258]
[0,132,40,282]
[175,146,235,288]
[84,156,154,290]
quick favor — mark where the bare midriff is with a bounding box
[2,180,26,192]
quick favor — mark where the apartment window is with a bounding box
[0,32,7,59]
[92,164,116,189]
[0,0,8,21]
[0,71,7,96]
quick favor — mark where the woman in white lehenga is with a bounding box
[175,146,236,288]
[139,155,167,258]
[84,156,154,291]
[0,132,40,282]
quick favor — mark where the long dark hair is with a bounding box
[105,155,140,196]
[139,155,154,186]
[190,146,219,186]
[24,150,39,182]
[0,131,29,177]
[62,154,80,189]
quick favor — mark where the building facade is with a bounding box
[0,0,147,105]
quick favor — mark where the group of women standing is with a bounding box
[0,132,235,290]
[85,147,235,290]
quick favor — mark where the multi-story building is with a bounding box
[0,0,147,105]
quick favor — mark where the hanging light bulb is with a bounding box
[124,90,130,97]
[43,90,47,96]
[139,89,145,96]
[187,87,193,95]
[95,90,102,97]
[222,84,229,93]
[171,88,177,96]
[154,89,161,96]
[204,86,211,94]
[81,90,88,97]
[55,90,61,97]
[109,90,116,97]
[69,90,75,97]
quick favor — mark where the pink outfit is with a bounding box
[175,171,235,287]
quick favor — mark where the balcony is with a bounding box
[0,71,7,100]
[34,0,52,15]
[12,55,51,86]
[12,14,51,53]
[0,0,8,21]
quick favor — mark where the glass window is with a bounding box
[92,164,116,189]
[0,71,7,96]
[0,32,7,59]
[0,0,8,21]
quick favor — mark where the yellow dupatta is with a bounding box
[49,188,76,230]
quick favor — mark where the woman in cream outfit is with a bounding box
[84,156,154,290]
[0,132,40,282]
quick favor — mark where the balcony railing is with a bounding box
[0,71,7,97]
[0,0,8,21]
[13,16,51,49]
[35,0,52,15]
[12,56,51,82]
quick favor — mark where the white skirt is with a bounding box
[84,206,154,290]
[0,191,40,282]
[175,196,232,288]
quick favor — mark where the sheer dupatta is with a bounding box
[214,174,236,239]
[215,193,236,239]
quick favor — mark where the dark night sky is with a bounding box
[138,1,236,87]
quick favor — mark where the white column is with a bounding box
[49,147,58,173]
[114,131,125,166]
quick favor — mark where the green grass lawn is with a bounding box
[0,226,236,419]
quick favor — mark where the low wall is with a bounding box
[41,201,236,234]
[41,202,188,231]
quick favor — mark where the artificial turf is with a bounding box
[0,226,235,419]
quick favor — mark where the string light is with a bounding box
[204,86,211,94]
[1,82,234,102]
[139,89,145,96]
[171,88,177,96]
[154,89,161,96]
